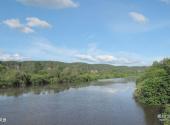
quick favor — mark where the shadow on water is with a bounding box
[136,102,163,125]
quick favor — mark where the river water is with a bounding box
[0,78,161,125]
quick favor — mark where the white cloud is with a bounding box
[129,12,148,24]
[26,40,144,66]
[20,26,34,33]
[3,17,51,33]
[75,54,143,66]
[75,54,96,62]
[17,0,79,9]
[3,19,21,28]
[96,55,115,62]
[26,17,51,28]
[3,19,34,33]
[160,0,170,4]
[0,51,30,61]
[73,44,144,66]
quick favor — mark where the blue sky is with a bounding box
[0,0,170,66]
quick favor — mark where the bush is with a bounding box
[135,59,170,105]
[31,74,50,86]
[12,72,31,87]
[163,105,170,125]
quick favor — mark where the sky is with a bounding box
[0,0,170,66]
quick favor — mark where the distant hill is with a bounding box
[0,61,147,72]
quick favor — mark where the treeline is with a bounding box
[0,61,145,88]
[135,58,170,124]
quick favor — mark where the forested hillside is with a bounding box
[0,61,145,88]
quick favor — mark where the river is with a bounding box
[0,78,161,125]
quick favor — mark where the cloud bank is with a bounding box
[75,54,142,66]
[0,40,152,66]
[23,41,145,66]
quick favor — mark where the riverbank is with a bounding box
[135,59,170,125]
[0,61,145,89]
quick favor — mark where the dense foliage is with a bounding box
[163,105,170,125]
[135,58,170,105]
[0,61,145,88]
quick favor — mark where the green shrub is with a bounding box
[135,59,170,105]
[31,74,50,86]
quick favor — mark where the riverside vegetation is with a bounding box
[0,61,145,89]
[135,58,170,124]
[1,60,169,124]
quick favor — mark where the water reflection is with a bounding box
[0,78,161,125]
[0,87,59,97]
[0,78,132,97]
[0,85,76,97]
